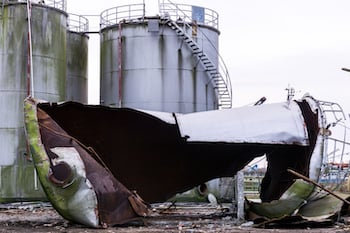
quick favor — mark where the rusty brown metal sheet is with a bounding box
[37,107,149,226]
[25,97,320,227]
[37,99,318,203]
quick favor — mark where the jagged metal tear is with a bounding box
[24,95,323,227]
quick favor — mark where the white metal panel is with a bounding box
[50,147,99,227]
[175,101,309,145]
[138,109,176,124]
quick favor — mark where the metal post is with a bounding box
[235,170,245,222]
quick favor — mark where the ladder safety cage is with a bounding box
[159,0,232,109]
[316,99,350,190]
[158,0,219,29]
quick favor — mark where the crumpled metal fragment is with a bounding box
[246,180,350,228]
[23,95,325,228]
[24,98,149,228]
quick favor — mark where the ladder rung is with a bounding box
[193,50,201,54]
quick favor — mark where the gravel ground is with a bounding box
[0,202,350,233]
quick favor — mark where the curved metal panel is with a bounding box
[100,18,219,113]
[66,31,89,103]
[0,3,67,201]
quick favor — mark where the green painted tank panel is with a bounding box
[66,32,89,103]
[0,3,67,202]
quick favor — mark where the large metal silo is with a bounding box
[100,2,231,113]
[0,1,67,201]
[99,1,233,203]
[66,14,89,103]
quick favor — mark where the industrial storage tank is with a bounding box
[100,1,232,113]
[0,0,73,201]
[99,1,233,202]
[66,14,89,103]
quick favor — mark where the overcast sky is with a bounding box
[67,0,350,117]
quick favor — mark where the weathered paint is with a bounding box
[0,3,67,201]
[247,179,315,219]
[169,178,236,202]
[24,98,149,227]
[24,99,99,227]
[298,191,350,220]
[100,17,218,113]
[176,100,309,145]
[66,31,89,103]
[29,96,319,210]
[247,182,350,225]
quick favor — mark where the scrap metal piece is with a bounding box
[247,179,314,220]
[24,98,149,228]
[288,169,350,205]
[247,184,350,227]
[246,96,350,226]
[298,191,350,221]
[24,95,325,227]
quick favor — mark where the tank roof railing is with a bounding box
[159,0,232,108]
[67,13,89,33]
[158,0,219,30]
[0,0,66,12]
[100,3,145,29]
[41,0,66,11]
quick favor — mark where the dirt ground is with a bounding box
[0,202,350,233]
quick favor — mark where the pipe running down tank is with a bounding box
[24,95,328,228]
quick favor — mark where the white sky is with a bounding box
[67,0,350,117]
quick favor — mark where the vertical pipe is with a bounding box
[26,0,34,97]
[142,0,145,18]
[34,168,38,190]
[118,21,123,107]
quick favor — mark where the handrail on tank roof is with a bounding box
[0,0,66,11]
[100,3,145,29]
[159,0,232,108]
[67,13,89,33]
[158,0,219,30]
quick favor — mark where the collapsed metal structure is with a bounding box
[24,95,336,228]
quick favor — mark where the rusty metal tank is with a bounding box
[99,2,229,113]
[0,0,68,201]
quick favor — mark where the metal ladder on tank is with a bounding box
[160,17,232,109]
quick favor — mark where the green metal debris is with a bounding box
[247,179,315,219]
